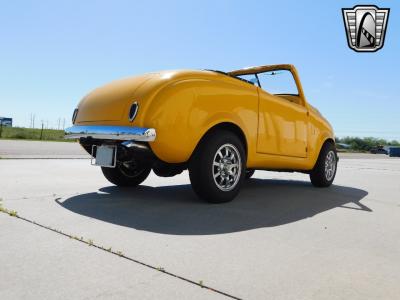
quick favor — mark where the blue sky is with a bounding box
[1,1,399,140]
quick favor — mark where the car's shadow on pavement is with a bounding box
[57,178,370,235]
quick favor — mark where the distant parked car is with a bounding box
[370,147,388,154]
[388,147,400,157]
[65,64,338,203]
[336,143,350,149]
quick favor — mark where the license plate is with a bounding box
[91,145,117,168]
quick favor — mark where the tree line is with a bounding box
[335,136,400,151]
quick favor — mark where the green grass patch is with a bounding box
[0,127,74,142]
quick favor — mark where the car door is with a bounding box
[256,69,308,158]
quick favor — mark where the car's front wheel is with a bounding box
[101,162,151,187]
[189,130,246,203]
[309,142,338,187]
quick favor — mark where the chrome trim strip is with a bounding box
[64,125,156,141]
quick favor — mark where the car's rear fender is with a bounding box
[143,78,258,163]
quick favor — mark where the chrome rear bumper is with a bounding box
[64,125,156,141]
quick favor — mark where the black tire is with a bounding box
[101,163,151,187]
[189,129,246,203]
[309,142,338,187]
[245,169,255,179]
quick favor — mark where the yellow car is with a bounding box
[65,64,337,203]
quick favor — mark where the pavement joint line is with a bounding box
[0,207,242,300]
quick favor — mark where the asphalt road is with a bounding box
[0,139,88,158]
[1,155,399,299]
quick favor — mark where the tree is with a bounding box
[335,136,400,151]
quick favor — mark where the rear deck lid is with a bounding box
[76,74,154,122]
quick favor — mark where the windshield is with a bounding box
[235,74,259,86]
[257,70,298,95]
[205,69,257,86]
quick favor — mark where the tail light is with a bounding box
[128,102,139,122]
[72,108,78,124]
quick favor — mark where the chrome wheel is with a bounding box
[212,144,242,192]
[212,143,242,191]
[325,150,336,181]
[189,129,246,203]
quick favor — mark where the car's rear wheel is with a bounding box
[309,142,337,187]
[189,129,246,203]
[101,162,151,187]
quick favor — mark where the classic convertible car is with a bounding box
[65,64,338,203]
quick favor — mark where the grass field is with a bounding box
[0,126,72,142]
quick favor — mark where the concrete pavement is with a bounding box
[0,157,400,299]
[0,214,226,300]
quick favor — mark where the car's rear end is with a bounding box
[64,73,163,186]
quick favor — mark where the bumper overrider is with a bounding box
[64,125,156,141]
